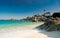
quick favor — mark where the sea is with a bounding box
[0,20,43,29]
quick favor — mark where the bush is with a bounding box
[52,12,60,18]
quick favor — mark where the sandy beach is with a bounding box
[0,22,49,38]
[0,28,48,38]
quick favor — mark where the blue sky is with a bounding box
[0,0,60,19]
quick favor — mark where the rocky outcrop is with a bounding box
[35,19,60,31]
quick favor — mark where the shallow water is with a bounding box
[0,20,43,29]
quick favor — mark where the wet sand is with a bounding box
[39,30,60,38]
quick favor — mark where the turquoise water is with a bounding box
[0,20,43,29]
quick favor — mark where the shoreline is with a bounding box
[0,21,60,38]
[0,27,48,38]
[0,22,49,38]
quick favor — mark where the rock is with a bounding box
[36,20,60,31]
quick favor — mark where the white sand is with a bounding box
[0,29,48,38]
[0,22,48,38]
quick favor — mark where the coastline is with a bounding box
[0,21,60,38]
[0,22,48,38]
